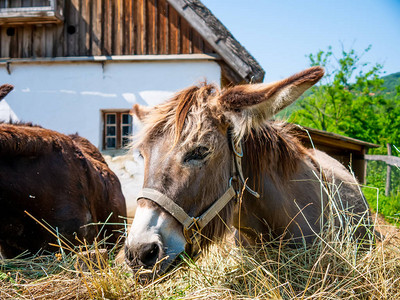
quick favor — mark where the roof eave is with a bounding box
[167,0,265,84]
[299,126,380,149]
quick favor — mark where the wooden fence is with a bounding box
[365,144,400,196]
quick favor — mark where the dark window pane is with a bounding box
[106,137,116,149]
[122,137,130,147]
[106,114,116,124]
[122,125,132,136]
[122,114,132,124]
[107,126,116,136]
[7,0,52,8]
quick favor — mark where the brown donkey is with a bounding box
[0,84,126,258]
[125,67,372,276]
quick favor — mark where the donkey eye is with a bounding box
[183,146,210,163]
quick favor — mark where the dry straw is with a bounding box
[1,177,400,299]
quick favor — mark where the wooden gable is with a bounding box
[0,0,64,25]
[0,1,214,59]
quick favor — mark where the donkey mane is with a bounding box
[137,83,219,148]
[0,123,65,156]
[70,134,108,165]
[0,123,98,163]
[174,84,217,143]
[244,122,308,188]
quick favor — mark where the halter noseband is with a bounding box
[135,131,259,255]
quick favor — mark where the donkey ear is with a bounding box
[218,67,324,137]
[130,104,152,122]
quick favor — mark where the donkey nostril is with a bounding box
[124,246,135,264]
[139,243,160,267]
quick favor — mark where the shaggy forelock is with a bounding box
[135,83,222,151]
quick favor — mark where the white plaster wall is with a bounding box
[0,59,221,218]
[0,60,221,148]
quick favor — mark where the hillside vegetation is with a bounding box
[383,72,400,94]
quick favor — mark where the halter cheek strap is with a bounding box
[229,133,260,198]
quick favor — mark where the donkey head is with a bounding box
[125,67,324,277]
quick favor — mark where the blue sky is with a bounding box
[201,0,400,82]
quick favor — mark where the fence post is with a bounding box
[385,143,392,197]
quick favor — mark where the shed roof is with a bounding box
[295,125,380,154]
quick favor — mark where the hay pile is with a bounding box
[1,218,400,300]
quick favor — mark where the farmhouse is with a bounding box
[0,0,376,191]
[0,0,263,150]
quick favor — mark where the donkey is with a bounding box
[0,84,127,258]
[124,67,372,276]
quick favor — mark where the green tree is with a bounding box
[288,45,390,146]
[378,84,400,146]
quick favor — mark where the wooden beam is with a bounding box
[168,4,179,54]
[386,144,392,196]
[0,53,219,64]
[32,24,45,57]
[180,16,191,53]
[300,133,364,153]
[22,25,32,57]
[147,0,157,55]
[112,0,123,55]
[123,0,133,54]
[365,154,400,167]
[44,24,53,56]
[66,0,79,56]
[91,0,102,55]
[157,0,168,54]
[134,0,146,55]
[53,22,64,57]
[103,0,112,55]
[79,0,90,56]
[191,29,203,53]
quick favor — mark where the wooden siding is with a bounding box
[0,0,215,58]
[0,1,63,26]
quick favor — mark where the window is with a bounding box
[1,0,52,7]
[0,0,63,25]
[103,111,133,150]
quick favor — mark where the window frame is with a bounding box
[102,110,133,150]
